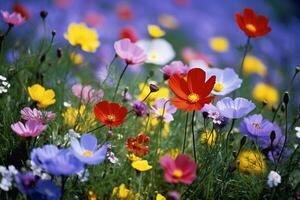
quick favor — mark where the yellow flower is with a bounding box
[148,24,166,38]
[163,148,180,159]
[131,160,152,172]
[70,52,84,65]
[238,150,266,175]
[200,129,217,146]
[88,191,97,200]
[28,84,55,108]
[158,14,178,29]
[156,194,166,200]
[209,37,229,53]
[111,184,139,200]
[142,114,170,137]
[62,105,96,132]
[138,83,169,105]
[64,22,100,53]
[252,83,279,107]
[243,55,267,76]
[127,154,142,162]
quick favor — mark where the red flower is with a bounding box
[120,27,138,43]
[168,68,215,112]
[235,8,271,38]
[93,101,128,127]
[13,3,30,21]
[126,133,150,156]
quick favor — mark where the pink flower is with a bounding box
[11,120,47,137]
[161,61,189,78]
[1,11,25,26]
[160,154,197,184]
[151,98,176,122]
[21,107,56,123]
[114,38,147,65]
[72,84,104,104]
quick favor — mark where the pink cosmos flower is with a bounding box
[21,107,56,123]
[151,98,176,122]
[1,11,25,26]
[114,38,147,65]
[160,154,197,184]
[161,61,189,78]
[72,84,104,104]
[11,120,47,137]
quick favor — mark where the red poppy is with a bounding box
[93,101,128,127]
[126,133,150,156]
[235,8,271,38]
[13,3,30,21]
[168,68,215,112]
[120,27,138,43]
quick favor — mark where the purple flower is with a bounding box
[28,180,61,200]
[121,90,132,101]
[15,172,39,194]
[1,11,25,26]
[70,134,107,165]
[216,97,256,119]
[132,101,149,117]
[72,84,104,104]
[31,145,83,176]
[151,98,177,122]
[21,107,56,123]
[239,114,274,139]
[161,60,189,78]
[11,120,47,137]
[114,38,147,65]
[202,103,228,128]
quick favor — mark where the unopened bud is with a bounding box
[40,54,46,63]
[51,30,56,37]
[56,48,62,58]
[283,92,289,105]
[296,66,300,73]
[40,10,48,20]
[270,130,276,143]
[149,84,159,93]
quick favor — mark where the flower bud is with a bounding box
[149,84,159,93]
[40,10,48,20]
[283,92,289,105]
[56,48,63,58]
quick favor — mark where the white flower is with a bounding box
[63,101,72,107]
[0,165,18,191]
[267,171,281,188]
[77,169,89,182]
[136,39,175,65]
[295,127,300,138]
[27,160,50,180]
[0,75,10,94]
[107,152,119,164]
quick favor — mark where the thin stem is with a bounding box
[239,37,251,74]
[225,119,236,156]
[87,124,105,133]
[182,112,189,153]
[102,54,117,85]
[191,111,197,162]
[0,24,13,55]
[277,102,288,163]
[142,91,152,102]
[60,176,68,200]
[112,63,129,101]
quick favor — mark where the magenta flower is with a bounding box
[72,84,104,104]
[11,120,47,137]
[21,107,56,123]
[1,11,25,26]
[151,98,176,122]
[160,154,197,184]
[161,61,189,78]
[114,38,147,65]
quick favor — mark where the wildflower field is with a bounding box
[0,0,300,199]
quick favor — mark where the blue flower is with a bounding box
[71,134,107,165]
[31,145,84,176]
[216,97,256,119]
[239,114,274,139]
[15,172,39,194]
[29,180,61,200]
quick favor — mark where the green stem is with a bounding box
[276,101,288,163]
[112,63,129,101]
[191,111,197,162]
[239,37,251,74]
[102,54,117,85]
[225,119,236,157]
[182,112,189,153]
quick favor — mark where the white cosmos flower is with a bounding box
[207,68,242,96]
[136,39,175,65]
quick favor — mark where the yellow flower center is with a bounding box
[188,93,199,103]
[148,52,158,61]
[209,37,229,52]
[82,150,93,156]
[213,82,224,92]
[107,114,116,122]
[172,169,183,178]
[252,123,262,129]
[157,109,164,116]
[246,24,256,32]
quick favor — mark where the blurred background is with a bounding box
[1,0,300,100]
